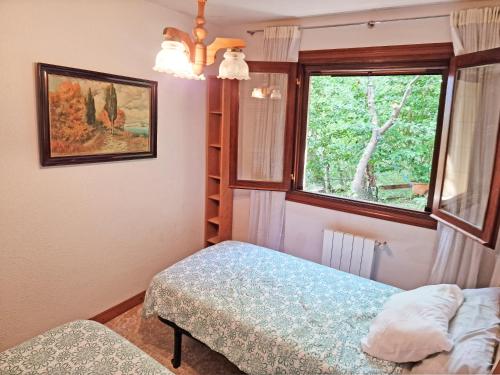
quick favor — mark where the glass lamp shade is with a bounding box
[270,89,282,100]
[218,49,250,80]
[251,87,282,100]
[251,87,265,99]
[153,41,205,80]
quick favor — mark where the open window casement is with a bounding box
[229,61,297,191]
[432,47,500,248]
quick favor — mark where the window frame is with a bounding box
[432,47,500,247]
[228,61,298,191]
[288,43,454,229]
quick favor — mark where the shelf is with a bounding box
[207,216,220,225]
[204,76,233,247]
[207,236,220,245]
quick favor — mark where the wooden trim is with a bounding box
[229,61,297,191]
[291,43,452,228]
[432,47,500,248]
[423,69,449,212]
[219,79,234,241]
[90,291,145,324]
[299,43,454,65]
[493,354,500,374]
[287,190,437,229]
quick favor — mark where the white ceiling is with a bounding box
[151,0,461,25]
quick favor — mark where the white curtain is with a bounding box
[428,6,500,288]
[247,26,301,250]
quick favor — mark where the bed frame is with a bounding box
[160,315,500,373]
[158,317,194,368]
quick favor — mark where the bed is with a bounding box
[0,320,173,374]
[143,240,407,374]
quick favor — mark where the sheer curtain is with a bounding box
[247,26,301,250]
[428,6,500,288]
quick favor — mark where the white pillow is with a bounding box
[361,284,464,363]
[410,287,500,374]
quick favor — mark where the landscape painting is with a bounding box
[37,64,157,166]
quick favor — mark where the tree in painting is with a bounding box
[85,88,96,126]
[49,81,92,153]
[104,84,118,135]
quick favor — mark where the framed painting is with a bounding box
[37,63,157,166]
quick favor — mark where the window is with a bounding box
[289,44,454,228]
[304,73,442,211]
[432,47,500,248]
[229,61,297,191]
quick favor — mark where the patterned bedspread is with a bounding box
[0,320,172,374]
[143,241,406,375]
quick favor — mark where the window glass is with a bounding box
[440,63,500,228]
[303,74,443,211]
[237,72,288,182]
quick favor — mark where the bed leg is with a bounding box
[171,326,182,368]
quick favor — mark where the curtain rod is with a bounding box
[246,14,449,35]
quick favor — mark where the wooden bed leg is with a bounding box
[171,326,182,368]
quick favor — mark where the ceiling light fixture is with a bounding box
[153,0,249,80]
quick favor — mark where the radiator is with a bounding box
[321,229,376,279]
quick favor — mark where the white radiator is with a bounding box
[321,229,376,279]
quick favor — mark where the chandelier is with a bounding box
[153,0,250,81]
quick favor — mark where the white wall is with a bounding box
[0,0,207,350]
[230,0,499,290]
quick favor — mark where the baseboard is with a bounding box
[90,290,146,324]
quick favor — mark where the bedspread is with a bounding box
[0,320,172,374]
[143,241,405,375]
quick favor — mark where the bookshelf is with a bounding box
[204,77,233,246]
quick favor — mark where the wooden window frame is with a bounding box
[432,47,500,247]
[288,43,454,229]
[229,61,298,191]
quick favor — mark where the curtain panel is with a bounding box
[247,26,301,250]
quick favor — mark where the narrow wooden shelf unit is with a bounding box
[207,236,220,245]
[204,77,234,247]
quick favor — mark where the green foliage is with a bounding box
[304,74,442,210]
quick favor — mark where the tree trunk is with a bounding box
[323,163,331,193]
[351,75,419,199]
[366,163,377,200]
[352,129,379,198]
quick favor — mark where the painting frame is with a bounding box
[37,63,158,166]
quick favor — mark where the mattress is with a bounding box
[0,320,172,374]
[143,240,405,375]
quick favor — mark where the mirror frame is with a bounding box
[432,47,500,247]
[229,61,298,191]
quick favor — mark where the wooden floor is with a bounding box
[105,304,243,375]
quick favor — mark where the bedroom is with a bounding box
[1,0,499,374]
